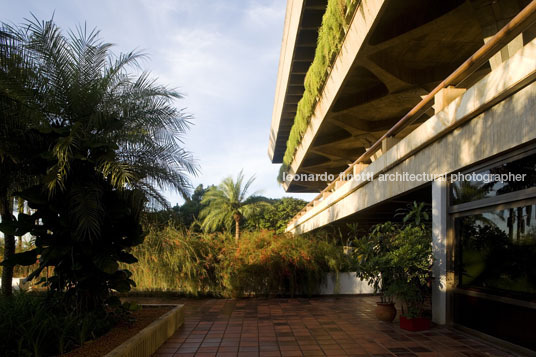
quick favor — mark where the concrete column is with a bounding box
[432,178,448,325]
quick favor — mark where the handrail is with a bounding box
[287,0,536,227]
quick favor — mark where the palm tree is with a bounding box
[200,171,269,242]
[0,18,198,297]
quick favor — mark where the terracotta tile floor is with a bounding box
[134,296,519,357]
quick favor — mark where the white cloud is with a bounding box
[244,0,286,29]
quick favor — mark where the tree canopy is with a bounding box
[0,17,197,303]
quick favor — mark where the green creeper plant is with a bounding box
[278,0,359,181]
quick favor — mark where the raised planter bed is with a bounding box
[105,304,184,357]
[64,304,184,357]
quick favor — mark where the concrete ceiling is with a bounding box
[285,0,503,192]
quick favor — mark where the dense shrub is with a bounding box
[386,224,433,317]
[0,292,118,356]
[219,230,350,297]
[126,226,353,297]
[127,224,224,294]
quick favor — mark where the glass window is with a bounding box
[450,152,536,205]
[455,203,536,299]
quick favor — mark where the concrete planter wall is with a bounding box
[319,272,375,295]
[105,304,184,357]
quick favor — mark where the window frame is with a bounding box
[446,143,536,319]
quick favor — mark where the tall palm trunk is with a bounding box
[233,213,241,243]
[1,194,15,296]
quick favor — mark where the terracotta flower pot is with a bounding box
[375,302,397,322]
[399,316,431,331]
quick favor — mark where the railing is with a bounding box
[287,0,536,229]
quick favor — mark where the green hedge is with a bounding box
[279,0,359,182]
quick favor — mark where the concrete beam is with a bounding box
[381,136,400,153]
[433,86,466,114]
[335,180,347,189]
[353,163,369,176]
[277,0,488,181]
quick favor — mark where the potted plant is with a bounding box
[387,223,433,331]
[354,222,398,322]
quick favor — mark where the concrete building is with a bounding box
[268,0,536,353]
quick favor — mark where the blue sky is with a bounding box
[2,0,316,205]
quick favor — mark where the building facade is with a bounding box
[268,0,536,353]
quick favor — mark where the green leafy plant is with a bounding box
[246,197,307,233]
[2,184,145,312]
[386,225,432,318]
[353,222,399,303]
[354,202,433,317]
[126,223,224,295]
[395,201,431,227]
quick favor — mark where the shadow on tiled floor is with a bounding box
[131,296,519,357]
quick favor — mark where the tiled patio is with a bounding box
[139,296,518,357]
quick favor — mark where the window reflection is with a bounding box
[451,153,536,205]
[455,204,536,299]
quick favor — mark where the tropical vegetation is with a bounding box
[354,202,433,317]
[0,10,439,356]
[126,223,355,297]
[246,196,307,233]
[0,17,196,302]
[0,16,198,355]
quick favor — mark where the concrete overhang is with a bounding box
[268,0,328,164]
[287,36,536,233]
[272,0,529,192]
